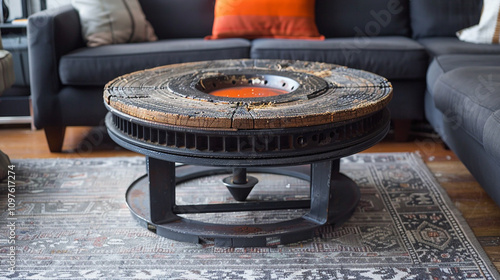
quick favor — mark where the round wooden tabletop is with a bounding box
[104,59,392,130]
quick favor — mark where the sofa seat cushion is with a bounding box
[433,66,500,149]
[250,36,428,79]
[419,37,500,57]
[59,38,251,86]
[427,54,500,92]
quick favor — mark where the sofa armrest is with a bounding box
[28,4,85,128]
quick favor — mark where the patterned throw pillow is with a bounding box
[457,0,500,44]
[72,0,158,47]
[206,0,324,40]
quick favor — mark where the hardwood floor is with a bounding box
[1,125,499,271]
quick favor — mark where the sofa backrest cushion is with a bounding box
[410,0,483,39]
[315,0,411,38]
[73,0,158,47]
[139,0,216,39]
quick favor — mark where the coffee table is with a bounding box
[104,59,392,247]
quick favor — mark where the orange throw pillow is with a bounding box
[206,0,324,40]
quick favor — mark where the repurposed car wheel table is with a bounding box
[104,59,392,247]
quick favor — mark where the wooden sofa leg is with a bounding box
[393,120,411,142]
[44,126,66,153]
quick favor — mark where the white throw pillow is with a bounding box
[457,0,500,44]
[72,0,158,47]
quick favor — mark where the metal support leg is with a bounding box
[306,159,340,225]
[223,167,259,201]
[126,163,359,247]
[147,157,177,224]
[232,168,247,184]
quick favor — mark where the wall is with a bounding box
[47,0,71,10]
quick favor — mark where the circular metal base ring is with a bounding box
[125,165,360,247]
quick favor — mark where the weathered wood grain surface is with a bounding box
[104,59,392,129]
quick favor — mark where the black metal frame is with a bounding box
[105,109,390,166]
[126,162,360,247]
[106,108,390,247]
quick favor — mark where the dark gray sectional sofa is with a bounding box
[426,56,500,207]
[27,0,500,206]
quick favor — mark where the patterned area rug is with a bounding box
[0,153,498,279]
